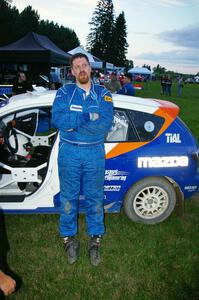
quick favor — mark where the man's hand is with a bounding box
[89,112,99,121]
[0,271,16,296]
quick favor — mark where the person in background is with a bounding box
[0,213,20,298]
[160,76,166,95]
[119,73,125,86]
[12,72,33,95]
[91,71,100,84]
[105,72,121,93]
[117,73,135,96]
[177,76,184,96]
[52,53,113,267]
[49,68,62,90]
[0,270,16,296]
[165,76,172,96]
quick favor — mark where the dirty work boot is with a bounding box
[63,237,80,264]
[88,236,102,266]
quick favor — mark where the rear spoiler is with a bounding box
[153,99,180,119]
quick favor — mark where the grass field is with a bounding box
[2,81,199,300]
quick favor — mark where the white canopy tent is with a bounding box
[128,67,152,75]
[68,46,103,69]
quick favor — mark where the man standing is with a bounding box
[160,76,166,95]
[105,72,121,93]
[177,76,183,96]
[165,76,172,96]
[52,53,113,266]
[49,68,62,90]
[117,73,135,96]
[12,72,33,95]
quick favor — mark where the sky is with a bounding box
[12,0,199,74]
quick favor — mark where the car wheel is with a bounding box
[124,177,176,224]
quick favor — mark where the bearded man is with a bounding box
[52,53,113,266]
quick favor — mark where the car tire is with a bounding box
[124,177,176,224]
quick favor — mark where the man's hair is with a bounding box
[70,53,90,66]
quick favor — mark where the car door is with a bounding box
[0,106,57,203]
[103,107,165,212]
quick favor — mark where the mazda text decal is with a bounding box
[138,156,189,168]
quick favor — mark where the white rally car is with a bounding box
[0,88,198,224]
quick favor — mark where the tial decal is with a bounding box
[105,170,129,181]
[166,133,181,143]
[138,156,189,168]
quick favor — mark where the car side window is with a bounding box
[15,110,38,136]
[106,109,138,142]
[0,106,57,196]
[128,110,165,141]
[4,108,55,137]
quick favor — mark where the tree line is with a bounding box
[2,0,193,76]
[0,0,80,52]
[0,0,132,68]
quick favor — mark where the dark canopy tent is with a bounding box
[0,32,71,65]
[0,32,71,83]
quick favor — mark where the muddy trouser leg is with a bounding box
[58,142,81,237]
[81,144,105,237]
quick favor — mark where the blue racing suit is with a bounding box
[52,83,113,237]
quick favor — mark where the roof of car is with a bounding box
[0,88,179,119]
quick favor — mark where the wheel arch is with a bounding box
[164,176,184,216]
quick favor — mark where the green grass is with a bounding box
[3,81,199,300]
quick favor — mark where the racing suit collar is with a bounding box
[76,81,97,100]
[76,81,92,94]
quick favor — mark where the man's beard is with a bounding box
[78,72,89,84]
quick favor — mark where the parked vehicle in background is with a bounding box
[184,78,195,84]
[194,76,199,83]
